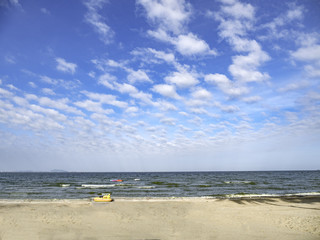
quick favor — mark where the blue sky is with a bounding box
[0,0,320,171]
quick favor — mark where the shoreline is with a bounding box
[1,194,320,202]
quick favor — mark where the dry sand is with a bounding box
[0,197,319,240]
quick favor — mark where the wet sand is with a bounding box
[0,197,319,240]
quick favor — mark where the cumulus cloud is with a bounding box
[173,33,217,56]
[55,58,77,74]
[125,106,139,113]
[160,117,176,126]
[242,95,261,103]
[292,45,320,62]
[220,0,255,20]
[137,0,191,34]
[262,3,304,39]
[131,48,176,64]
[98,73,117,89]
[138,0,215,57]
[113,83,154,105]
[191,87,212,100]
[27,95,84,115]
[82,91,128,108]
[209,0,270,97]
[154,100,178,111]
[205,73,249,97]
[165,69,199,88]
[42,88,55,95]
[74,100,114,115]
[127,69,152,84]
[152,84,181,99]
[291,36,320,77]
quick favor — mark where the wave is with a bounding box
[138,186,155,189]
[117,184,134,187]
[80,184,115,189]
[202,192,320,199]
[224,181,256,185]
[285,192,320,196]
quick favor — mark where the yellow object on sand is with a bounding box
[93,194,113,202]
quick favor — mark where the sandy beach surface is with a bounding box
[0,197,319,240]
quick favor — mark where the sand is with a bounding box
[0,197,319,240]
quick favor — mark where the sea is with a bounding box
[0,171,319,199]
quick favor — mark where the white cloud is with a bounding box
[36,96,83,115]
[116,83,138,94]
[40,75,57,85]
[205,73,249,97]
[154,100,178,111]
[98,73,117,89]
[42,88,55,95]
[152,84,181,99]
[30,105,67,122]
[242,95,261,103]
[84,0,114,44]
[221,1,255,20]
[165,70,199,88]
[185,99,209,107]
[278,80,310,92]
[0,88,14,97]
[82,91,128,108]
[7,84,18,91]
[5,55,16,64]
[130,91,154,105]
[211,0,270,96]
[173,33,217,56]
[114,83,154,105]
[160,117,176,126]
[40,7,50,15]
[39,75,80,89]
[291,45,320,62]
[191,87,212,100]
[146,48,175,63]
[127,69,152,84]
[28,82,37,88]
[137,0,191,35]
[147,28,173,43]
[262,3,304,40]
[291,41,320,77]
[214,101,239,113]
[55,58,77,74]
[74,100,114,115]
[190,108,209,115]
[131,48,176,65]
[139,0,215,58]
[13,96,28,106]
[125,106,139,113]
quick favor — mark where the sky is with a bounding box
[0,0,320,172]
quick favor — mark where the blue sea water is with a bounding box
[0,171,319,199]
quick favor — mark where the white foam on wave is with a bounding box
[226,193,279,198]
[80,184,115,188]
[60,184,70,187]
[138,186,155,189]
[224,181,252,184]
[285,192,320,196]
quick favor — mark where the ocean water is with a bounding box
[0,171,319,199]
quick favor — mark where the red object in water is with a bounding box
[110,179,123,182]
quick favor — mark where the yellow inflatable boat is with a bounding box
[93,193,113,202]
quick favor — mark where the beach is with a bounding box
[0,197,319,240]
